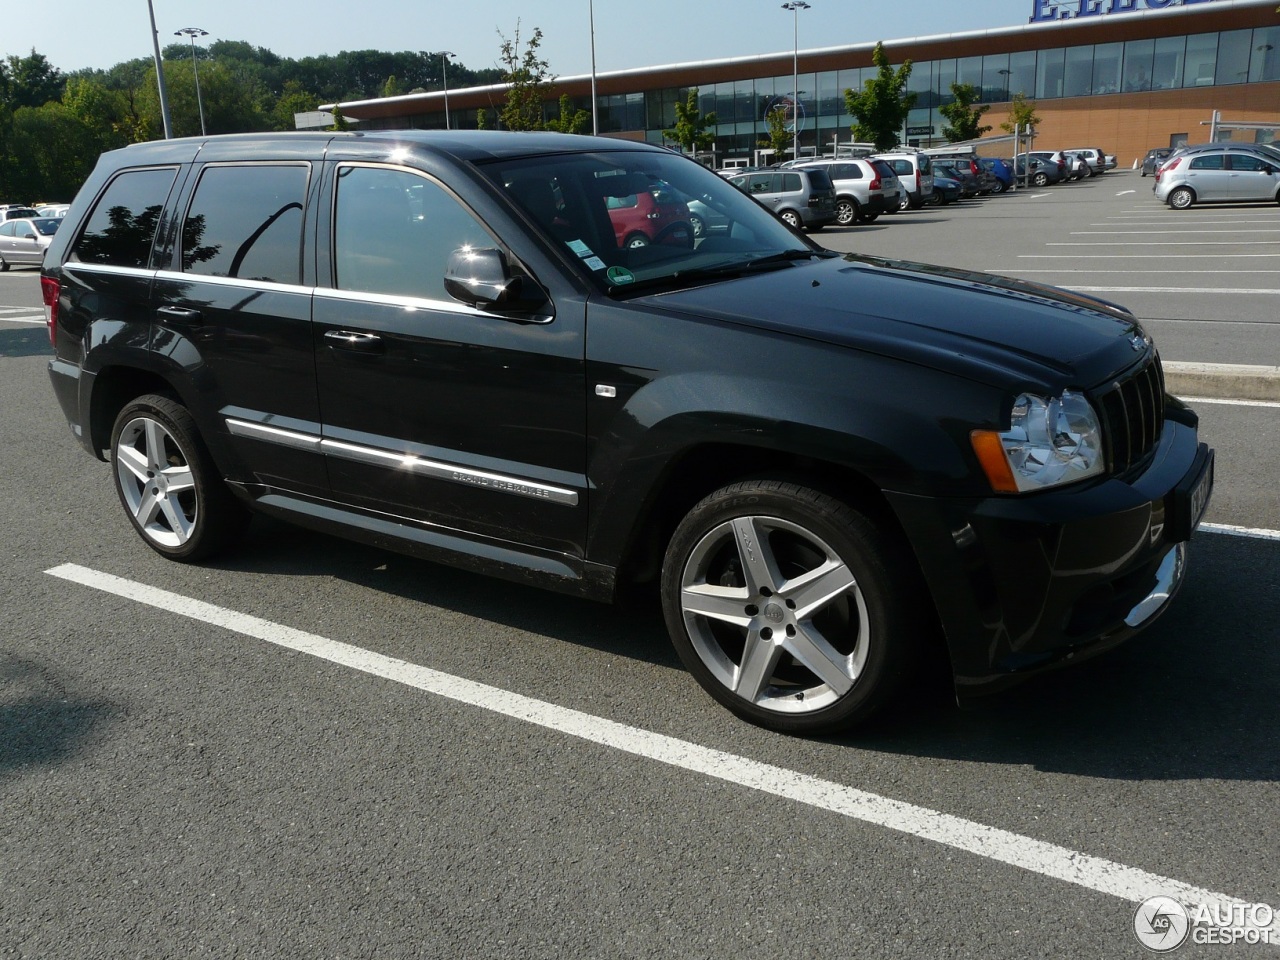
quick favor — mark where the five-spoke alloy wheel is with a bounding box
[662,481,918,733]
[111,394,246,561]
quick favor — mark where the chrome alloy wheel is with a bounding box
[678,515,870,715]
[114,416,199,548]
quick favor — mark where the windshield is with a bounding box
[480,149,811,294]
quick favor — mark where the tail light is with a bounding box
[1156,157,1181,183]
[869,169,882,191]
[916,170,922,194]
[41,275,60,349]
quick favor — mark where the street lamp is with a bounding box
[781,1,811,162]
[589,0,599,136]
[145,0,173,139]
[175,27,209,136]
[434,51,455,129]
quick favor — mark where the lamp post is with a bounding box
[434,51,455,129]
[175,27,209,135]
[781,1,810,162]
[145,0,173,139]
[589,0,599,136]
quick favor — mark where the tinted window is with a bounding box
[781,173,802,193]
[871,160,897,179]
[805,170,833,190]
[0,222,15,237]
[334,165,491,301]
[32,218,60,236]
[833,164,861,180]
[1227,154,1268,172]
[182,164,308,283]
[71,167,177,268]
[1189,155,1225,170]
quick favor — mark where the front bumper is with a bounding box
[887,418,1213,696]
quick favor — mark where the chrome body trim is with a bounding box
[1124,542,1186,628]
[226,418,323,453]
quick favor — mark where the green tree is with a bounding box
[330,106,351,131]
[4,51,64,108]
[497,22,551,131]
[758,106,792,161]
[271,80,320,131]
[544,94,589,135]
[843,42,915,151]
[938,82,991,142]
[1000,92,1041,135]
[663,88,717,154]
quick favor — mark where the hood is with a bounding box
[647,253,1150,391]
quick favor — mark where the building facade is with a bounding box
[324,0,1280,167]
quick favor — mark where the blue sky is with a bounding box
[5,0,1036,79]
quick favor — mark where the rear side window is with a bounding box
[781,173,802,193]
[1189,155,1225,170]
[871,160,897,179]
[832,164,861,180]
[804,170,833,190]
[917,156,932,174]
[181,163,308,283]
[71,166,178,268]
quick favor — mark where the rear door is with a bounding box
[1185,153,1231,200]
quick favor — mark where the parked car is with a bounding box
[932,160,980,198]
[1012,155,1064,187]
[605,180,693,249]
[1018,150,1070,183]
[872,151,935,209]
[980,157,1014,193]
[36,204,70,218]
[0,216,59,269]
[795,157,903,225]
[1062,151,1091,180]
[728,168,838,230]
[928,175,964,205]
[44,130,1213,734]
[1154,148,1280,208]
[1064,147,1112,176]
[1141,148,1174,177]
[0,206,39,221]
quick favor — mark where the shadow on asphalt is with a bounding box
[0,325,53,359]
[202,517,1278,783]
[0,655,118,777]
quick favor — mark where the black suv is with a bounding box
[44,131,1213,734]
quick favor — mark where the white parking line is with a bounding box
[1201,522,1280,540]
[1048,241,1280,247]
[1019,254,1280,259]
[1189,398,1280,410]
[1071,230,1280,235]
[1065,286,1280,294]
[1,315,44,324]
[42,560,1280,943]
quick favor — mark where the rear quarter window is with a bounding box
[804,170,833,190]
[70,166,179,268]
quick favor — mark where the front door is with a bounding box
[312,162,588,558]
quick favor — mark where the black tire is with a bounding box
[1168,187,1195,210]
[0,255,9,272]
[991,180,1005,194]
[110,394,249,562]
[654,221,694,247]
[1032,172,1049,187]
[859,212,880,224]
[688,213,706,238]
[623,232,650,249]
[897,194,911,212]
[779,210,801,229]
[835,197,859,226]
[661,480,924,734]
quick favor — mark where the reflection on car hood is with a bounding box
[647,253,1148,389]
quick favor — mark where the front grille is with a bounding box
[1096,354,1166,474]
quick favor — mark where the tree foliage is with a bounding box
[758,106,792,160]
[938,83,991,142]
[843,42,915,151]
[663,88,717,154]
[544,94,590,135]
[497,22,551,131]
[1000,92,1042,134]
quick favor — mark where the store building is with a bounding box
[321,0,1280,167]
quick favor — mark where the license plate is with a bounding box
[1168,444,1213,542]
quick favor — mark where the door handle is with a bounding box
[324,330,384,352]
[156,306,202,325]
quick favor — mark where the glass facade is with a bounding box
[356,24,1280,157]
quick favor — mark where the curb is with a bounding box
[1163,361,1280,402]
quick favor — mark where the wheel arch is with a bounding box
[87,365,183,460]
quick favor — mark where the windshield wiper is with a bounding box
[606,249,828,297]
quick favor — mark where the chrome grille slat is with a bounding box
[1097,355,1164,475]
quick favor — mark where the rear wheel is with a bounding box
[835,198,859,226]
[624,232,650,249]
[688,213,706,238]
[779,210,801,229]
[990,180,1005,194]
[0,255,8,272]
[1032,172,1049,187]
[110,394,248,561]
[1168,187,1195,210]
[661,480,923,734]
[859,212,880,224]
[898,194,911,211]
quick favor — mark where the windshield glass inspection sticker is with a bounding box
[566,239,593,258]
[584,257,607,271]
[606,266,635,285]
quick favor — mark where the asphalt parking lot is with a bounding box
[2,175,1278,959]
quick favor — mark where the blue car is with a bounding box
[929,176,963,205]
[980,157,1014,193]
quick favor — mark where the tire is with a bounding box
[661,480,923,734]
[110,394,248,561]
[688,213,706,238]
[779,210,801,229]
[624,232,650,249]
[654,221,694,247]
[897,194,911,212]
[991,180,1005,194]
[859,212,879,224]
[1032,172,1049,187]
[1168,187,1195,210]
[0,255,9,272]
[835,197,859,226]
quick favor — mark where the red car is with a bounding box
[606,181,692,249]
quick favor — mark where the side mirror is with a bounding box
[23,233,37,241]
[443,247,549,318]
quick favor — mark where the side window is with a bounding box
[1189,155,1224,170]
[182,164,308,283]
[0,222,14,237]
[334,165,491,302]
[70,167,178,268]
[781,173,802,193]
[1228,154,1265,172]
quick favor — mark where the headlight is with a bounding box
[971,390,1105,493]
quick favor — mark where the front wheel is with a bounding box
[661,481,922,734]
[1168,187,1195,210]
[110,394,248,561]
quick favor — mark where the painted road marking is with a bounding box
[42,561,1280,946]
[1064,286,1280,294]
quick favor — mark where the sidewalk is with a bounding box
[1163,362,1280,401]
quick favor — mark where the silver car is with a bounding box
[1155,149,1280,209]
[0,217,60,269]
[796,157,904,225]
